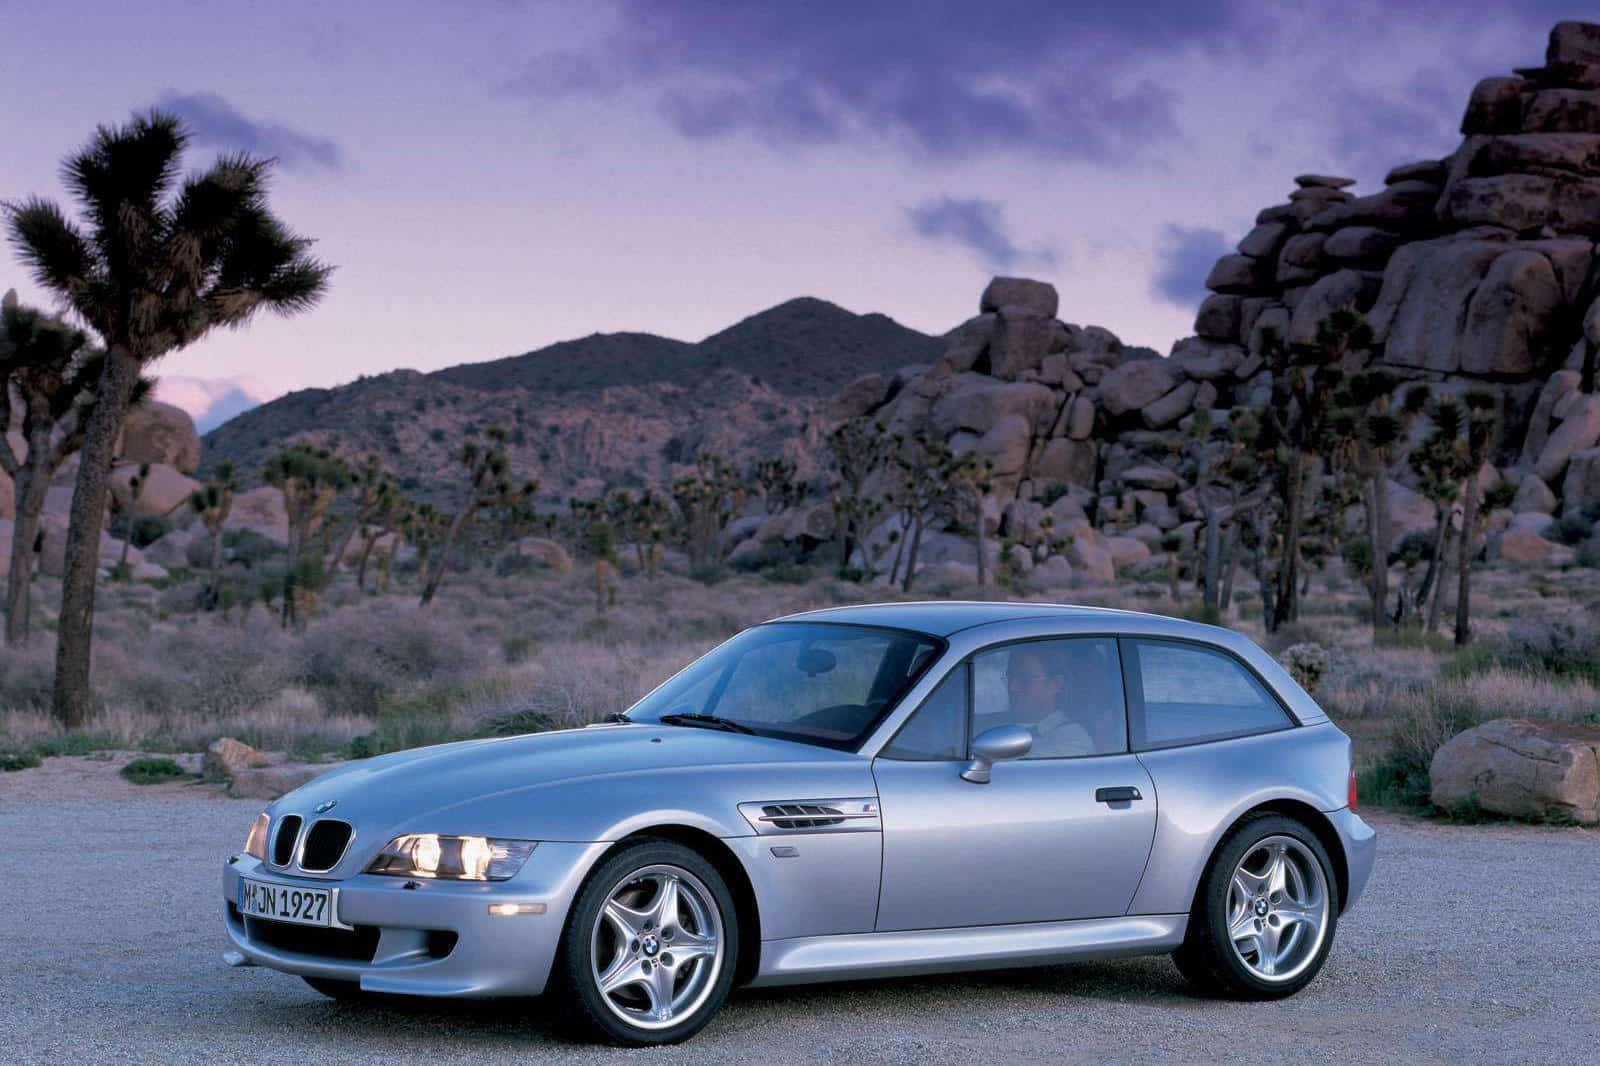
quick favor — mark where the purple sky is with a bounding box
[0,1,1575,428]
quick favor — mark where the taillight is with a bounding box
[1348,765,1359,812]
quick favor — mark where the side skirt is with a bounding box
[748,914,1187,987]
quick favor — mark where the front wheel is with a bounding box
[1173,813,1339,999]
[552,839,739,1046]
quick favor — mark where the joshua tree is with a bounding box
[1407,398,1472,631]
[189,461,236,610]
[403,502,447,588]
[110,461,150,574]
[1185,407,1271,613]
[353,476,404,591]
[825,417,892,579]
[1454,389,1503,646]
[945,452,995,588]
[1259,311,1368,630]
[421,427,530,606]
[0,295,140,645]
[572,497,620,610]
[328,455,391,572]
[1325,374,1429,631]
[264,444,349,629]
[751,457,802,515]
[3,111,331,726]
[884,431,965,593]
[670,452,749,580]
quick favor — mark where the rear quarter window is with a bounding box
[1124,638,1291,750]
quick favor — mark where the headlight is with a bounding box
[366,835,537,881]
[243,812,270,860]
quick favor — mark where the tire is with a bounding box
[301,976,368,1002]
[1172,813,1340,1000]
[552,838,740,1047]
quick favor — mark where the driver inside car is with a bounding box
[1001,643,1097,756]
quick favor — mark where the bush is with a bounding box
[298,606,495,717]
[1549,511,1596,547]
[1470,612,1600,684]
[1280,642,1330,694]
[0,750,42,772]
[119,757,192,784]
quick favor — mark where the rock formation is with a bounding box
[787,20,1600,583]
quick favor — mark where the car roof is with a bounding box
[771,600,1160,638]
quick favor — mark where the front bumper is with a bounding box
[222,841,607,998]
[1327,807,1376,911]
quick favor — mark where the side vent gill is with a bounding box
[761,804,845,830]
[738,798,880,835]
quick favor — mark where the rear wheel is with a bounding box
[552,838,738,1046]
[1173,813,1339,999]
[301,976,368,1002]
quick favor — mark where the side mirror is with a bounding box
[961,724,1033,784]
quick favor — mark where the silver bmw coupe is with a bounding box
[222,602,1375,1046]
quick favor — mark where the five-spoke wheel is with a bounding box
[555,839,739,1046]
[1173,813,1340,999]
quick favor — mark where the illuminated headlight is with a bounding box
[366,835,537,881]
[243,812,270,860]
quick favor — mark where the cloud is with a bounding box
[906,197,1054,270]
[1152,224,1230,308]
[153,375,274,434]
[154,91,343,172]
[503,1,1227,162]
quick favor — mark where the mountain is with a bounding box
[200,297,943,499]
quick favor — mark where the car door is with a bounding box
[871,637,1157,932]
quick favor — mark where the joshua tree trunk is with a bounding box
[117,510,134,572]
[1414,508,1450,626]
[901,515,926,593]
[1254,509,1277,633]
[420,507,472,607]
[356,532,377,591]
[205,524,225,610]
[1198,491,1222,610]
[1454,475,1481,646]
[1274,453,1306,629]
[5,478,48,645]
[1220,522,1239,611]
[1426,522,1454,633]
[53,344,141,729]
[1363,471,1392,631]
[972,496,987,589]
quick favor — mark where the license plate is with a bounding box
[238,878,334,928]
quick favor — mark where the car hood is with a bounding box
[274,724,875,854]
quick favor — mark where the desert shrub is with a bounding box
[116,623,296,719]
[1355,752,1432,813]
[1457,611,1600,684]
[0,750,41,772]
[297,605,495,717]
[119,757,191,784]
[0,644,55,711]
[225,528,283,567]
[1280,642,1330,694]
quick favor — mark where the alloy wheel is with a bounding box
[588,863,725,1031]
[1224,834,1330,983]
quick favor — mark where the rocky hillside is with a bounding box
[202,297,943,498]
[742,21,1600,582]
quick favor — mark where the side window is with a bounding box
[880,664,968,761]
[1126,640,1291,750]
[972,638,1127,758]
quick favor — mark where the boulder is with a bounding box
[1460,76,1527,134]
[1099,359,1181,416]
[1496,527,1574,563]
[966,415,1032,477]
[1204,254,1266,294]
[1067,536,1115,584]
[1236,221,1292,258]
[1170,337,1245,380]
[1276,233,1327,285]
[230,486,290,544]
[1535,394,1600,481]
[0,465,12,521]
[1430,718,1600,824]
[1513,474,1559,514]
[1459,249,1564,377]
[118,401,201,474]
[1287,269,1381,347]
[1120,464,1181,493]
[518,537,574,571]
[109,462,201,519]
[1442,173,1600,233]
[1549,21,1600,66]
[829,373,889,420]
[1034,438,1095,488]
[1475,132,1600,177]
[941,313,997,373]
[1370,239,1516,373]
[979,277,1058,318]
[204,737,271,780]
[1141,380,1199,429]
[1523,88,1600,134]
[0,519,10,580]
[931,378,1057,437]
[1294,173,1356,189]
[227,763,335,801]
[1562,445,1600,512]
[1029,554,1073,588]
[1520,370,1581,466]
[1385,159,1447,185]
[1066,395,1096,440]
[142,527,200,568]
[991,312,1055,380]
[1104,535,1152,569]
[1194,294,1243,340]
[130,561,169,582]
[1323,226,1404,266]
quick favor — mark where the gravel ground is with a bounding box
[1,786,1596,1065]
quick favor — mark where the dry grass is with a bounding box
[4,552,1599,807]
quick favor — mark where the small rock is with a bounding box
[1430,718,1600,824]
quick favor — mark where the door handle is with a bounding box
[1095,786,1143,804]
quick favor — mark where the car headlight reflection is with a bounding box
[367,835,536,881]
[243,812,270,860]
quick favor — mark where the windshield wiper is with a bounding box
[606,712,633,724]
[657,713,755,735]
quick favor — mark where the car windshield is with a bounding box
[627,622,944,750]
